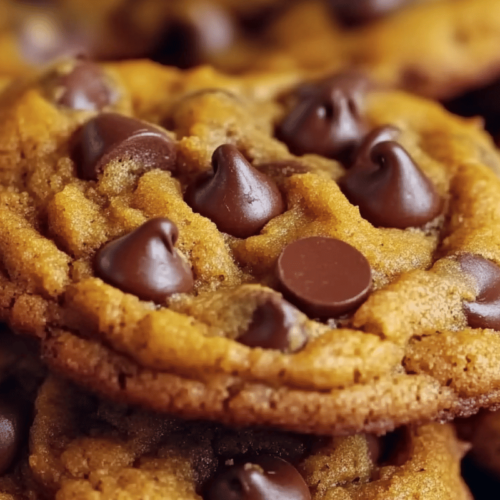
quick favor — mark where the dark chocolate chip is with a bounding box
[185,145,285,239]
[153,4,235,69]
[53,61,118,111]
[0,396,25,475]
[205,456,311,500]
[329,0,414,25]
[72,113,176,181]
[352,125,401,165]
[458,254,500,331]
[238,297,306,352]
[95,218,194,303]
[277,237,372,318]
[277,73,369,163]
[339,127,442,228]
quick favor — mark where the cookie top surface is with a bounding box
[28,376,470,500]
[1,61,500,434]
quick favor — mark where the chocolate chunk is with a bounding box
[458,254,500,331]
[153,3,235,69]
[277,74,369,163]
[329,0,414,25]
[205,456,311,500]
[238,297,306,352]
[72,113,176,181]
[0,396,25,475]
[95,218,194,303]
[185,145,285,239]
[339,127,442,228]
[52,61,118,111]
[277,237,372,318]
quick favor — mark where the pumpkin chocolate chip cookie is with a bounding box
[0,326,45,500]
[222,0,500,102]
[28,376,471,500]
[0,0,287,77]
[1,60,500,434]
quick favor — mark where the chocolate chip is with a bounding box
[277,74,369,163]
[0,396,25,475]
[352,125,401,165]
[205,456,311,500]
[52,61,118,111]
[238,297,306,352]
[95,218,194,303]
[153,3,235,69]
[458,254,500,331]
[185,145,285,239]
[277,237,372,319]
[72,113,176,181]
[329,0,414,25]
[339,127,442,228]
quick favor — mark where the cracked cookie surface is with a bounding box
[1,61,500,434]
[28,376,471,500]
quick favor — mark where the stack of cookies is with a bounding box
[1,1,500,499]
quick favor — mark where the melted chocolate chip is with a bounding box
[458,254,500,331]
[339,128,442,228]
[277,237,372,318]
[95,218,194,303]
[238,297,306,352]
[0,396,25,475]
[185,145,285,239]
[277,74,369,163]
[72,113,176,181]
[52,61,117,111]
[206,456,311,500]
[153,4,235,69]
[329,0,414,25]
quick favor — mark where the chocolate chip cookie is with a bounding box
[0,0,287,77]
[1,60,500,434]
[222,0,500,101]
[28,376,471,500]
[0,327,45,500]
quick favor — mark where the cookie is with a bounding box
[219,0,500,101]
[0,0,287,77]
[1,61,500,435]
[0,327,45,500]
[28,375,471,500]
